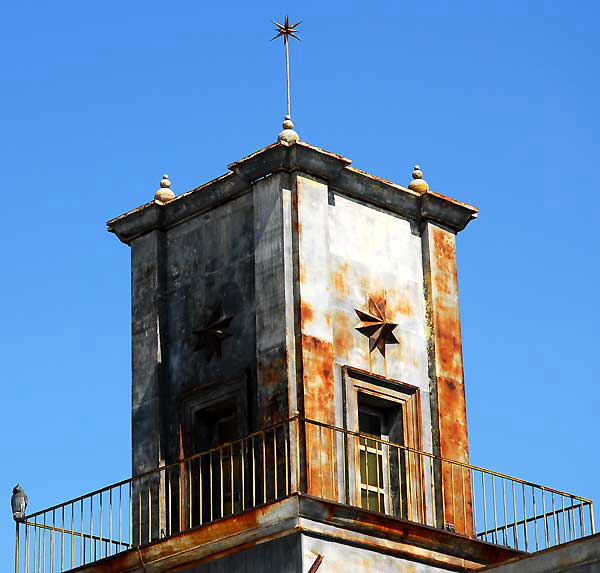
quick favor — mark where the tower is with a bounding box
[13,29,597,573]
[14,118,597,573]
[104,121,499,567]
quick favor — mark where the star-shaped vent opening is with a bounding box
[355,296,399,357]
[192,304,233,361]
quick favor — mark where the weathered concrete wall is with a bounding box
[131,229,169,476]
[328,191,432,449]
[123,148,474,537]
[130,190,257,471]
[176,533,302,573]
[480,533,600,573]
[254,172,296,426]
[422,222,472,534]
[302,533,450,573]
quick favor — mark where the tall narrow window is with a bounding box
[179,376,248,528]
[358,406,386,512]
[343,367,422,520]
[358,398,403,514]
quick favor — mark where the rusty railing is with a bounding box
[303,418,595,552]
[14,416,595,572]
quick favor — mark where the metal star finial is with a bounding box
[192,304,234,361]
[271,16,302,42]
[355,296,399,358]
[271,16,302,118]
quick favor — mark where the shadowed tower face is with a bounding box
[108,140,478,540]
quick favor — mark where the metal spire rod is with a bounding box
[272,16,301,118]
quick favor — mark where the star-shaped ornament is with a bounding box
[192,304,233,361]
[355,296,399,357]
[271,16,302,42]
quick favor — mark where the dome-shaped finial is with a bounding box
[154,174,176,204]
[278,114,299,146]
[408,164,430,193]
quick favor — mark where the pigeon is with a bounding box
[11,484,27,521]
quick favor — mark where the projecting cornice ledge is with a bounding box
[420,191,478,232]
[107,141,478,244]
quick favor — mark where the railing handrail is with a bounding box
[20,416,594,521]
[22,415,298,520]
[300,417,594,504]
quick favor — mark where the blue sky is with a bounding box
[1,0,599,564]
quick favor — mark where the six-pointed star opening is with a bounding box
[355,296,399,357]
[192,304,233,361]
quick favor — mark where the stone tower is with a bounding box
[16,119,596,573]
[103,120,511,570]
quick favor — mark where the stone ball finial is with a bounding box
[278,114,299,145]
[408,164,430,193]
[154,173,176,204]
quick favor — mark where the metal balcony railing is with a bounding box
[14,416,595,572]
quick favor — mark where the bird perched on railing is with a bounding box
[11,484,27,521]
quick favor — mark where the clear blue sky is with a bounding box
[1,0,598,564]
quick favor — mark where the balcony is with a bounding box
[14,416,595,572]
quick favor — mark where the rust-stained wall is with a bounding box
[295,175,337,499]
[422,223,472,534]
[327,191,432,448]
[118,145,476,541]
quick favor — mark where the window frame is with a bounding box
[342,366,422,516]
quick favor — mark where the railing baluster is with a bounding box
[521,484,528,552]
[25,522,30,573]
[481,473,487,542]
[491,475,498,544]
[128,483,132,550]
[501,479,508,546]
[118,486,122,551]
[148,485,152,543]
[13,417,596,571]
[80,500,84,565]
[49,513,54,573]
[284,425,289,496]
[33,517,37,573]
[231,444,235,514]
[60,506,64,572]
[542,490,549,548]
[262,433,267,504]
[511,480,518,549]
[461,466,467,535]
[137,488,142,548]
[450,463,456,529]
[397,445,403,519]
[331,427,337,504]
[272,431,278,501]
[551,493,559,546]
[430,457,437,527]
[532,486,539,551]
[386,442,392,516]
[198,456,203,525]
[242,438,247,509]
[99,493,103,559]
[187,461,192,529]
[41,513,45,573]
[562,496,567,544]
[109,489,113,557]
[375,440,381,513]
[210,453,214,522]
[220,447,224,518]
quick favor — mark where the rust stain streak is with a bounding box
[428,225,473,537]
[308,553,324,573]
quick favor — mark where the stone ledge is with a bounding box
[107,142,477,245]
